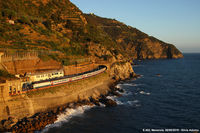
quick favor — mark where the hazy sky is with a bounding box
[71,0,200,53]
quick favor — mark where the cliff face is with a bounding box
[85,14,183,59]
[109,62,135,80]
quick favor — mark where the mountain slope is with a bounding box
[84,14,183,59]
[0,0,183,61]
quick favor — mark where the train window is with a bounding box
[9,86,12,92]
[13,88,16,93]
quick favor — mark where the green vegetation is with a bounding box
[0,70,15,78]
[0,0,182,62]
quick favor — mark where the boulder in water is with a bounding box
[99,97,117,107]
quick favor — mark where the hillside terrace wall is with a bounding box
[1,58,62,75]
[64,63,98,75]
[1,52,38,62]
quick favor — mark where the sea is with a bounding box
[42,53,200,133]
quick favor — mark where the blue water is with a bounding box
[45,53,200,133]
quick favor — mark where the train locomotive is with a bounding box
[22,65,107,92]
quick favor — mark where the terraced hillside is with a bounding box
[0,0,183,62]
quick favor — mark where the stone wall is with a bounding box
[64,63,97,75]
[0,60,135,122]
[0,72,111,121]
[1,52,38,62]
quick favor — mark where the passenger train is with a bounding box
[22,65,107,92]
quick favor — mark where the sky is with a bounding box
[71,0,200,53]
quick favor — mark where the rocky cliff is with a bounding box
[85,14,183,59]
[109,62,135,80]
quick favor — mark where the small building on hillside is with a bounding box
[6,79,22,95]
[0,79,22,97]
[26,69,64,82]
[8,20,15,25]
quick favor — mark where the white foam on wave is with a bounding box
[106,95,125,105]
[127,100,141,107]
[106,95,117,100]
[123,91,133,96]
[132,65,140,67]
[113,99,141,107]
[42,105,93,133]
[139,91,151,95]
[115,99,124,105]
[127,100,139,105]
[115,84,122,89]
[99,102,106,107]
[118,100,141,107]
[137,75,144,79]
[122,83,135,86]
[117,83,143,87]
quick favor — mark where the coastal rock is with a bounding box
[0,123,4,132]
[156,74,161,77]
[117,88,124,93]
[105,99,117,107]
[109,62,135,81]
[89,97,100,106]
[99,97,117,107]
[108,90,122,97]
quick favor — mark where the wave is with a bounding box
[114,98,141,107]
[106,95,117,100]
[132,65,141,67]
[127,100,139,104]
[123,83,139,87]
[116,83,144,89]
[139,91,151,95]
[127,100,141,107]
[99,102,106,107]
[115,84,122,89]
[42,105,94,133]
[115,99,124,105]
[123,91,133,96]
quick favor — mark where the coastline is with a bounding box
[1,74,139,133]
[0,61,137,132]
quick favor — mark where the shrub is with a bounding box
[0,70,15,78]
[42,20,51,30]
[17,16,31,25]
[1,9,17,19]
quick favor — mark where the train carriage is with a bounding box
[22,65,107,92]
[33,81,51,89]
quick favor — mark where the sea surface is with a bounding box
[43,53,200,133]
